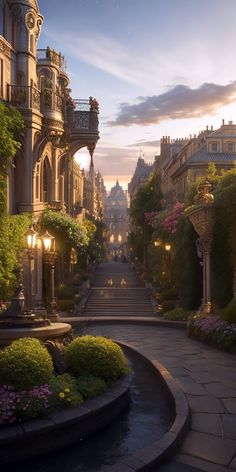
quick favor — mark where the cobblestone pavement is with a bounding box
[80,323,236,472]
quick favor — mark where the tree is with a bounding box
[129,172,162,265]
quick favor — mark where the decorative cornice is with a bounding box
[0,37,14,58]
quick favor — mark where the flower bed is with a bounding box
[188,315,236,352]
[0,336,129,426]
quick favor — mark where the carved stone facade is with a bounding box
[0,0,99,217]
[104,181,128,258]
[0,0,100,307]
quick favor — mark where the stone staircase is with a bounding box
[82,262,155,317]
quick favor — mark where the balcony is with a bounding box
[37,48,67,73]
[66,99,99,135]
[7,85,41,111]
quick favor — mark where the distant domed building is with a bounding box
[104,181,128,259]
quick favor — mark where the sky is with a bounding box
[38,0,236,190]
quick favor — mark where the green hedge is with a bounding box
[65,335,129,382]
[0,338,53,390]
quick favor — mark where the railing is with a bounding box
[72,110,99,133]
[37,48,67,72]
[41,87,64,115]
[65,98,99,133]
[7,85,41,111]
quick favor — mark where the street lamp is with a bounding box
[26,226,38,310]
[42,230,58,322]
[164,243,171,252]
[154,238,162,247]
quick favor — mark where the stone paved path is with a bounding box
[80,324,236,472]
[77,262,236,472]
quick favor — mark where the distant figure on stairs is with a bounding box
[120,278,127,288]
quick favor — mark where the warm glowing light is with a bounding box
[74,150,90,170]
[164,243,171,252]
[154,238,161,247]
[110,234,115,243]
[42,230,54,252]
[27,226,38,249]
[118,234,122,242]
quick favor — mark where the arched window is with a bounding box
[42,158,51,203]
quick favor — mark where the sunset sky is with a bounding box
[38,0,236,190]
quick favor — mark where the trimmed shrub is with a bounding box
[163,308,195,321]
[55,284,75,300]
[222,298,236,323]
[49,373,83,410]
[0,338,53,390]
[57,299,74,312]
[65,335,129,382]
[76,375,107,400]
[159,288,178,302]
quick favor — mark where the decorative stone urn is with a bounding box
[186,181,215,314]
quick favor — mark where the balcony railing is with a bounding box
[66,98,99,134]
[37,48,67,73]
[7,85,41,111]
[41,87,64,115]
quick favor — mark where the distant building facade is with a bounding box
[104,181,128,258]
[128,155,154,202]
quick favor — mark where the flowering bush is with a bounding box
[0,384,53,424]
[162,202,184,234]
[89,97,99,110]
[66,96,76,109]
[188,315,236,352]
[49,373,83,410]
[144,211,158,227]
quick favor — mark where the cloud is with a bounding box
[43,29,159,87]
[128,140,160,148]
[109,81,236,126]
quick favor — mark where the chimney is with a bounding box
[206,126,208,131]
[211,126,213,131]
[222,119,225,125]
[228,121,233,125]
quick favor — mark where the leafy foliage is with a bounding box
[49,373,83,409]
[0,338,53,391]
[76,375,107,399]
[38,209,89,254]
[163,308,194,321]
[0,102,24,175]
[0,213,31,300]
[65,335,129,382]
[222,298,236,323]
[188,315,236,352]
[174,217,202,309]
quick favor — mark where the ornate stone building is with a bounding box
[128,155,154,202]
[156,122,236,204]
[104,181,128,258]
[0,0,100,306]
[0,0,99,217]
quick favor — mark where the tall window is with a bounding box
[228,142,235,153]
[0,59,3,98]
[211,142,218,152]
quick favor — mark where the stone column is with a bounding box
[186,181,215,314]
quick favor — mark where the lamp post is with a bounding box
[186,180,215,314]
[26,226,38,311]
[42,230,59,322]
